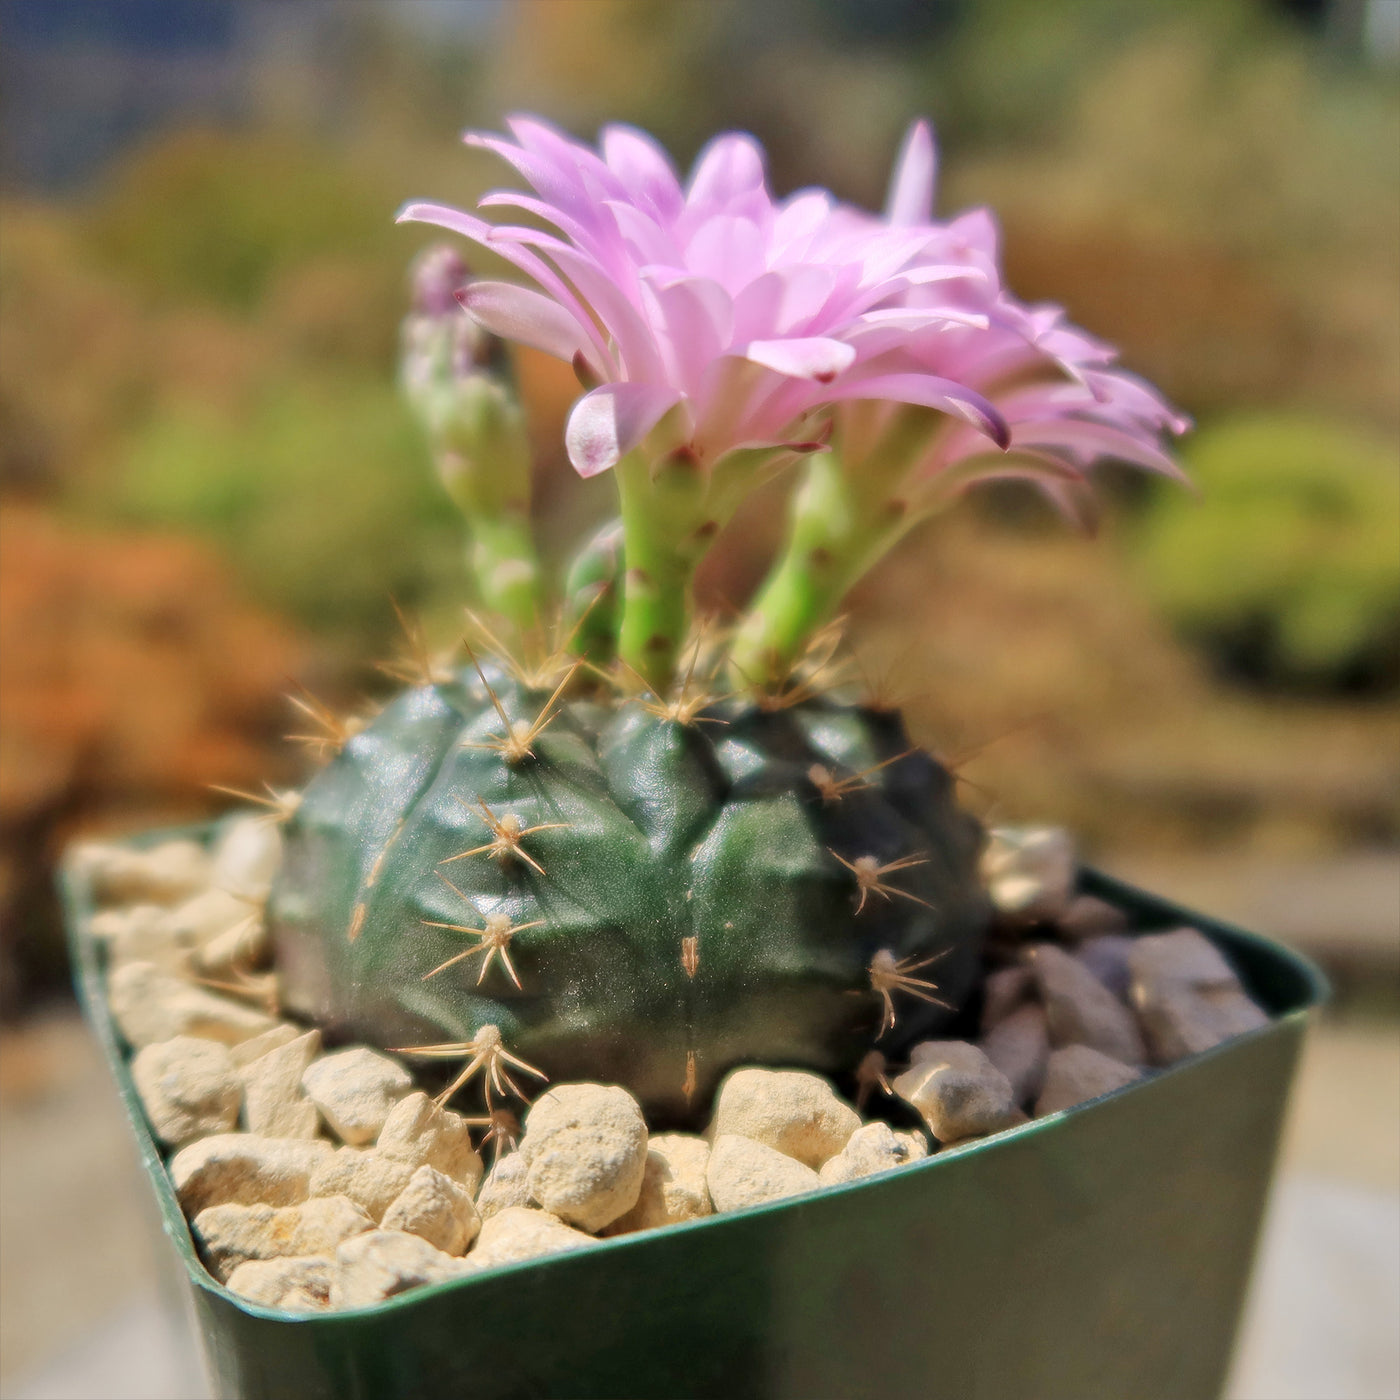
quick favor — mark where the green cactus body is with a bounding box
[269,670,990,1121]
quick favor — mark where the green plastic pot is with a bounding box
[63,828,1325,1400]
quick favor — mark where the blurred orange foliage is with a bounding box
[0,506,303,823]
[0,504,307,1007]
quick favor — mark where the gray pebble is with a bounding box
[1028,943,1145,1066]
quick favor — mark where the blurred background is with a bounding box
[0,1,1395,1396]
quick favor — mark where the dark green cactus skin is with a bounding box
[269,668,990,1121]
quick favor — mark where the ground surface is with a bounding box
[0,962,1395,1398]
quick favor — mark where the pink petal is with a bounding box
[687,132,767,210]
[641,274,734,395]
[479,191,600,254]
[884,119,937,227]
[601,124,684,221]
[396,200,493,245]
[772,190,834,255]
[742,337,857,382]
[485,227,662,381]
[732,267,839,340]
[457,281,589,364]
[465,132,589,213]
[684,215,767,292]
[1010,420,1187,481]
[853,307,990,332]
[603,200,679,268]
[564,383,687,478]
[399,201,616,373]
[826,372,1010,448]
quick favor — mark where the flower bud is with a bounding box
[398,244,539,630]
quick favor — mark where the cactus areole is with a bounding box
[269,116,1187,1122]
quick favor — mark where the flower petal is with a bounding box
[742,337,857,382]
[457,281,589,363]
[1010,419,1188,481]
[687,132,768,211]
[641,274,734,395]
[826,372,1010,448]
[884,119,937,227]
[400,201,615,373]
[564,383,685,478]
[601,124,684,222]
[396,200,493,244]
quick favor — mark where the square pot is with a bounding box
[62,828,1325,1400]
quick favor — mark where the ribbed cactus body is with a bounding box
[269,669,989,1119]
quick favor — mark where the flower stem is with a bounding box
[727,450,865,688]
[615,451,709,692]
[732,435,947,689]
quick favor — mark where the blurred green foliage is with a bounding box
[98,377,464,648]
[83,129,398,312]
[1136,415,1400,692]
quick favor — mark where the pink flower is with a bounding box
[834,121,1191,520]
[398,116,1010,479]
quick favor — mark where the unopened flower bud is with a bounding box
[409,244,470,317]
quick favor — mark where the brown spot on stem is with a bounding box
[683,1051,698,1104]
[681,936,699,979]
[347,903,367,944]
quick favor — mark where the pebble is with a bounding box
[192,1195,373,1281]
[1128,929,1270,1066]
[709,1068,860,1169]
[1035,1045,1142,1116]
[817,1122,929,1186]
[212,817,284,903]
[894,1041,1027,1143]
[519,1083,648,1233]
[980,826,1076,923]
[164,889,257,950]
[91,905,191,974]
[1075,935,1134,1000]
[109,961,279,1049]
[376,1092,483,1193]
[329,1229,465,1308]
[239,1030,321,1139]
[89,904,163,942]
[309,1148,418,1222]
[980,1002,1051,1107]
[381,1165,481,1256]
[225,1256,334,1310]
[301,1047,414,1145]
[979,964,1034,1034]
[707,1134,821,1212]
[1056,894,1130,942]
[1028,943,1146,1066]
[474,1152,532,1219]
[229,1024,304,1067]
[466,1207,598,1270]
[169,1134,333,1216]
[130,1036,242,1147]
[603,1134,712,1235]
[75,839,211,906]
[194,916,269,977]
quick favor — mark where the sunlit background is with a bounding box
[0,2,1395,1396]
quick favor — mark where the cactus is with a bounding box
[264,116,1185,1123]
[270,659,988,1120]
